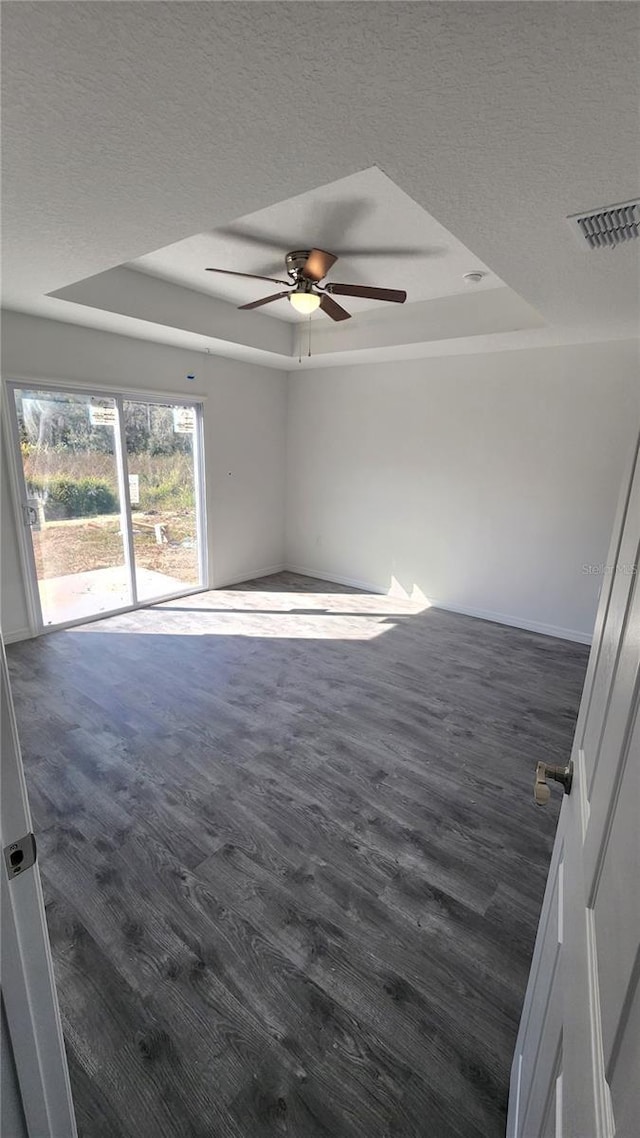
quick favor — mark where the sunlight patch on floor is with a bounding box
[72,585,430,639]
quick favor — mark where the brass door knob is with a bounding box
[534,760,573,805]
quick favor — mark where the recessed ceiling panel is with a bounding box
[128,168,504,322]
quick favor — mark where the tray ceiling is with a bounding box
[2,2,637,368]
[128,168,504,323]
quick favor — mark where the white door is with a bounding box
[507,433,640,1138]
[0,637,77,1137]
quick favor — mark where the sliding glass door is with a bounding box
[8,385,206,630]
[10,389,131,626]
[123,400,202,603]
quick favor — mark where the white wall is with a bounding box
[286,341,640,642]
[1,312,287,640]
[3,317,638,645]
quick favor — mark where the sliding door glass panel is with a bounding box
[12,389,131,626]
[123,401,202,602]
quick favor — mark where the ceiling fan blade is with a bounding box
[206,267,289,285]
[302,249,338,282]
[333,246,444,259]
[327,283,407,303]
[320,294,351,322]
[238,291,290,311]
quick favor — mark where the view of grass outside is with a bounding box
[22,449,199,583]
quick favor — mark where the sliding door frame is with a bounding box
[2,396,42,638]
[113,397,138,608]
[3,378,209,638]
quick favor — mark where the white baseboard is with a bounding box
[425,598,593,645]
[2,627,33,645]
[285,564,383,594]
[284,563,593,645]
[212,563,286,590]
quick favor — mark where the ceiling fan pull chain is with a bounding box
[308,314,312,358]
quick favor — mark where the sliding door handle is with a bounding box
[22,503,39,527]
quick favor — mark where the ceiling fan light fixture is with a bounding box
[289,290,321,314]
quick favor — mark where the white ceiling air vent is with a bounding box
[567,198,639,250]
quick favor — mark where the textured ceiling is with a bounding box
[2,1,638,366]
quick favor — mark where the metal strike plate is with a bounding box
[4,833,37,879]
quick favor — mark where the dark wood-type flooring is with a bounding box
[7,573,589,1138]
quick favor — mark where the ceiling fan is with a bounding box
[205,249,407,321]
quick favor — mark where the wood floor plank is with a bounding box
[43,887,244,1138]
[7,571,588,1137]
[193,825,515,1120]
[116,827,486,1138]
